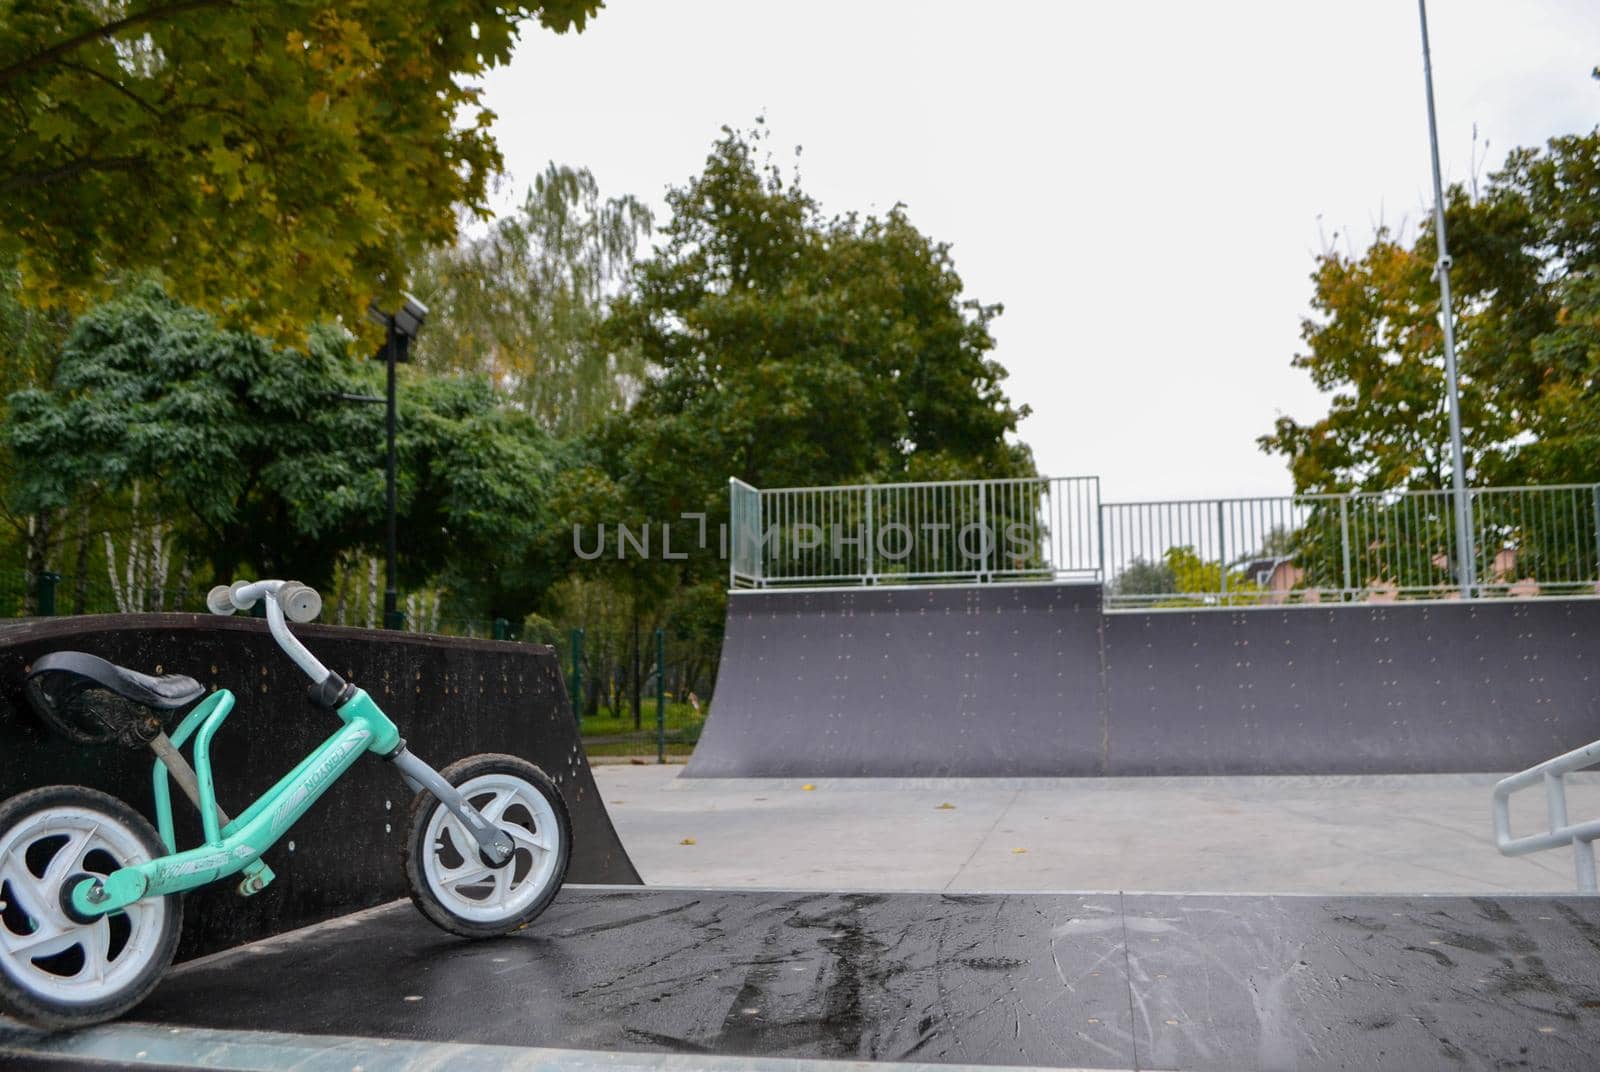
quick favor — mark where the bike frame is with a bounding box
[67,578,515,921]
[72,686,403,917]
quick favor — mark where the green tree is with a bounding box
[0,258,75,610]
[7,282,561,612]
[1158,546,1263,606]
[1110,556,1177,599]
[412,163,653,435]
[1257,204,1541,493]
[1520,274,1600,480]
[1503,129,1600,484]
[608,123,1033,531]
[1259,128,1600,493]
[1,1,600,332]
[586,124,1036,717]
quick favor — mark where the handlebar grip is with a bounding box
[279,582,322,624]
[228,580,259,611]
[206,585,236,616]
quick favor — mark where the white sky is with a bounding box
[482,0,1599,503]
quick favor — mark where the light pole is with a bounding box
[365,294,428,629]
[1417,0,1476,598]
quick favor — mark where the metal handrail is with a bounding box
[1492,739,1600,893]
[733,475,1102,588]
[729,478,762,589]
[758,474,1101,495]
[1102,483,1600,609]
[1103,483,1600,508]
[728,477,1600,602]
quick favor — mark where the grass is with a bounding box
[578,701,704,758]
[584,741,697,758]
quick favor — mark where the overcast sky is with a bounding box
[482,0,1599,503]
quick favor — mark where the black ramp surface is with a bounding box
[694,584,1600,777]
[1101,601,1600,775]
[128,887,1600,1071]
[687,584,1105,777]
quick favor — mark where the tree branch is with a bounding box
[59,60,163,117]
[0,154,144,194]
[0,1,232,89]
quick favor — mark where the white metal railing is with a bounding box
[1493,739,1600,893]
[729,478,761,589]
[728,478,1600,601]
[728,476,1101,588]
[1101,484,1600,609]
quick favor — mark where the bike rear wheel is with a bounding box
[0,786,182,1029]
[403,754,571,938]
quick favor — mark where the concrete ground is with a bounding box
[593,764,1600,895]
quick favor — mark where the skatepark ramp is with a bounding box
[686,582,1600,778]
[0,614,639,959]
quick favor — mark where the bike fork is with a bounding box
[388,748,515,866]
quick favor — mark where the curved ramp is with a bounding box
[0,613,639,959]
[688,583,1600,778]
[687,584,1104,778]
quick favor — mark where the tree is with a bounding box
[6,282,561,609]
[0,258,74,610]
[412,163,653,435]
[1,1,600,333]
[1257,203,1542,493]
[608,123,1033,534]
[1259,124,1600,595]
[1501,130,1600,484]
[1259,127,1599,493]
[1157,546,1263,606]
[1520,273,1600,481]
[585,124,1035,716]
[1111,557,1177,598]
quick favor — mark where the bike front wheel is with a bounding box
[403,753,572,938]
[0,785,183,1029]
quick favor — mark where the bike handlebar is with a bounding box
[206,579,332,686]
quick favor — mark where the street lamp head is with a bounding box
[394,292,428,339]
[365,293,429,339]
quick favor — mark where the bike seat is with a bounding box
[27,651,205,710]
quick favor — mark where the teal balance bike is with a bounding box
[0,579,572,1029]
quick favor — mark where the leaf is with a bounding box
[0,1,605,338]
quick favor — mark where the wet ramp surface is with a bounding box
[128,886,1600,1070]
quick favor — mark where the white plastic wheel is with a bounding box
[404,754,571,938]
[0,786,181,1028]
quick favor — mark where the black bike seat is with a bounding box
[27,651,205,711]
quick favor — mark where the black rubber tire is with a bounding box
[0,785,183,1029]
[403,753,572,939]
